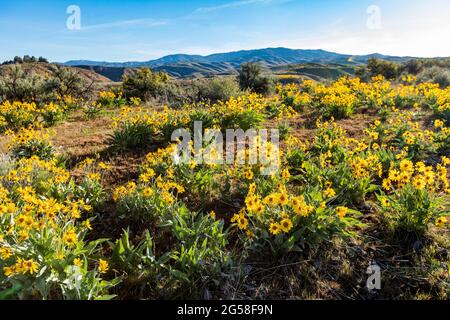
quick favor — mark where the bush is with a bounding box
[277,83,311,112]
[83,102,104,120]
[110,204,229,298]
[404,59,424,74]
[417,66,450,88]
[0,156,118,300]
[113,183,176,222]
[0,101,38,132]
[0,65,47,102]
[96,90,127,108]
[75,177,106,210]
[277,122,291,140]
[43,65,91,100]
[165,208,230,298]
[356,58,401,81]
[151,81,200,107]
[197,77,241,102]
[7,127,55,160]
[40,102,66,127]
[213,94,267,130]
[238,62,276,95]
[378,159,449,234]
[316,79,357,119]
[231,184,362,258]
[109,121,156,152]
[0,64,92,103]
[122,68,170,101]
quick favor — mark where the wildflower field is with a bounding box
[0,74,449,300]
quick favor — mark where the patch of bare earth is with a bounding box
[52,115,113,159]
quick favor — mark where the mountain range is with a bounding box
[63,47,417,79]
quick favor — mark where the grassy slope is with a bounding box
[73,61,359,82]
[0,99,448,300]
[0,62,113,84]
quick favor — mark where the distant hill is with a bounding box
[75,65,128,82]
[65,47,416,68]
[0,62,112,83]
[76,61,358,82]
[272,63,359,82]
[63,47,421,80]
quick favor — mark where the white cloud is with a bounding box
[194,0,273,13]
[80,18,168,31]
[258,5,450,58]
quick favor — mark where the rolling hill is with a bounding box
[0,62,112,84]
[272,63,359,83]
[64,47,419,80]
[65,47,415,68]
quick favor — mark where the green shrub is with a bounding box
[83,102,104,120]
[220,108,266,131]
[165,209,230,298]
[75,177,106,210]
[0,64,92,104]
[110,208,230,299]
[122,68,170,101]
[378,183,449,235]
[0,65,46,102]
[417,66,450,88]
[96,90,127,108]
[110,229,169,279]
[109,121,156,151]
[8,128,55,160]
[239,62,276,95]
[197,77,241,102]
[12,139,54,161]
[356,58,401,81]
[40,103,66,127]
[114,185,172,221]
[277,122,291,140]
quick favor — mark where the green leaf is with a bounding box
[0,284,22,300]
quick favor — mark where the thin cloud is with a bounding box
[194,0,273,13]
[80,18,168,31]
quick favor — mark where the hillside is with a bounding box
[75,65,128,82]
[0,62,112,84]
[273,63,359,82]
[64,48,415,69]
[64,47,419,80]
[76,61,360,82]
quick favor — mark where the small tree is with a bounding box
[404,59,424,75]
[38,56,49,63]
[366,58,400,80]
[0,64,93,102]
[238,62,275,95]
[0,65,46,102]
[13,56,23,64]
[44,65,92,99]
[197,77,241,102]
[122,68,170,101]
[417,66,450,88]
[356,58,401,81]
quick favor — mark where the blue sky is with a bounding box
[0,0,449,62]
